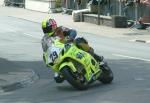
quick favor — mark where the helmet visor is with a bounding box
[43,26,53,34]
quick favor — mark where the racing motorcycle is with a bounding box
[43,38,113,90]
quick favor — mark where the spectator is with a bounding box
[74,0,81,9]
[123,0,134,19]
[140,0,150,22]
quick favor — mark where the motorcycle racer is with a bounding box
[41,18,103,83]
[41,18,77,83]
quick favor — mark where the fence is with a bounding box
[98,0,148,22]
[96,0,147,21]
[4,0,25,8]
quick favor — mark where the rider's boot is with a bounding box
[54,72,64,83]
[88,47,103,62]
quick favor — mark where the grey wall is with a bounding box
[0,0,4,5]
[98,0,147,21]
[25,0,55,13]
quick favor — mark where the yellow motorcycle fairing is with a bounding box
[45,39,102,82]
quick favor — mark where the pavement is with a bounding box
[0,6,150,93]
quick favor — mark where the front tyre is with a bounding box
[99,65,113,84]
[61,66,88,90]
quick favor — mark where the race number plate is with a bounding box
[47,46,62,64]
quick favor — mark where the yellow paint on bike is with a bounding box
[59,62,77,72]
[43,52,49,65]
[54,39,64,48]
[46,39,102,82]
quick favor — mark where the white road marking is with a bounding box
[23,33,41,39]
[147,40,150,43]
[0,91,14,95]
[134,77,145,81]
[129,39,136,42]
[144,88,150,91]
[5,28,16,32]
[112,54,150,62]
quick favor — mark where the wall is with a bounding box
[25,0,51,12]
[99,0,146,21]
[0,0,4,5]
[83,14,112,26]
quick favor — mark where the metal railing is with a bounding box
[4,0,25,8]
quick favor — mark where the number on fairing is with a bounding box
[49,51,58,62]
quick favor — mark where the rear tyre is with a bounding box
[61,66,88,90]
[99,65,113,84]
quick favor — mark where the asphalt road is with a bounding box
[0,16,150,103]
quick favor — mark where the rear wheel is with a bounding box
[98,65,113,84]
[61,66,88,90]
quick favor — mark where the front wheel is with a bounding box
[98,65,113,84]
[61,66,88,90]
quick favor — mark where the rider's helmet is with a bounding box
[42,18,57,36]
